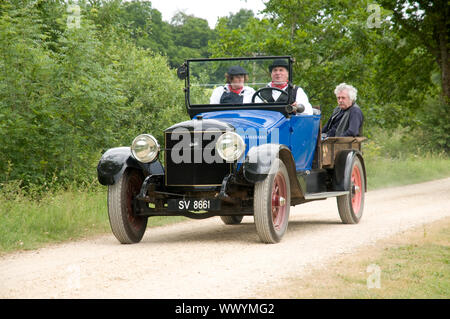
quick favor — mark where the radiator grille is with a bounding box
[165,131,231,186]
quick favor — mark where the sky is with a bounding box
[147,0,267,28]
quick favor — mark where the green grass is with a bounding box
[363,126,450,190]
[338,223,450,298]
[365,153,450,190]
[263,218,450,299]
[0,187,186,254]
[0,189,109,253]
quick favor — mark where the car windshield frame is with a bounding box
[180,56,295,118]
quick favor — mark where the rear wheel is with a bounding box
[108,169,148,244]
[254,159,290,243]
[337,156,365,224]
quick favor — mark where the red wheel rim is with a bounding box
[271,172,287,231]
[126,172,146,231]
[351,164,362,214]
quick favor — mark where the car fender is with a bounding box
[97,147,164,185]
[243,144,284,183]
[332,150,366,191]
[243,144,305,200]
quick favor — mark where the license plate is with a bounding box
[167,199,221,211]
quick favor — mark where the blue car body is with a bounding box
[196,110,321,171]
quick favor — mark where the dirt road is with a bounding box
[1,178,449,298]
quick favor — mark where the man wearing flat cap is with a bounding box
[210,65,256,104]
[255,59,313,115]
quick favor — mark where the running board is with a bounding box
[304,191,349,200]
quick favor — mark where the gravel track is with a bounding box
[0,178,449,298]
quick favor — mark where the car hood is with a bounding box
[165,110,286,133]
[195,110,285,131]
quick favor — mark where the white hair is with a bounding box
[334,83,357,102]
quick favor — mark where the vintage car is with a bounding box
[97,56,367,244]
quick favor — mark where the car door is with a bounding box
[289,114,321,171]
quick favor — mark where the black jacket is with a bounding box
[322,103,363,137]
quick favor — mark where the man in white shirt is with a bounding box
[210,66,255,104]
[255,59,313,115]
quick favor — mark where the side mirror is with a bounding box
[177,64,187,80]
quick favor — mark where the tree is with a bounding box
[379,0,449,101]
[0,0,186,190]
[169,12,215,65]
[211,1,387,119]
[225,8,254,29]
[210,0,445,131]
[83,1,215,67]
[89,0,174,57]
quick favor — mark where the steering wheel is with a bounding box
[251,87,288,103]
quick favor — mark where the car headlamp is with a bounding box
[131,134,160,163]
[216,132,245,162]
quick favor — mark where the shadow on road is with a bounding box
[137,218,343,245]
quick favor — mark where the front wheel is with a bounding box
[254,159,290,243]
[108,168,148,244]
[337,156,365,224]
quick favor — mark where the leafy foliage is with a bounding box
[210,0,448,147]
[0,0,447,195]
[378,0,449,100]
[0,0,186,190]
[83,0,216,67]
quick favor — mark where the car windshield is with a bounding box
[186,56,293,107]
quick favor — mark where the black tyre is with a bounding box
[220,215,244,225]
[254,159,290,243]
[337,156,365,224]
[107,169,148,244]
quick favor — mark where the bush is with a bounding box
[0,2,186,194]
[363,127,450,190]
[418,96,450,153]
[364,126,423,160]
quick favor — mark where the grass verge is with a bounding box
[0,189,108,254]
[261,217,450,299]
[365,153,450,190]
[363,126,450,190]
[0,188,185,254]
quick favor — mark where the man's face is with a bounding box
[271,67,289,84]
[336,90,353,109]
[230,74,245,89]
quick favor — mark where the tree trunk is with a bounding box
[439,27,450,101]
